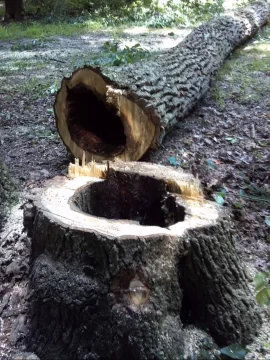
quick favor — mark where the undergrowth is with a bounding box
[71,39,151,69]
[0,19,104,40]
[0,0,250,40]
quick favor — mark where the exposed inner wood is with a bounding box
[66,84,126,157]
[68,157,108,178]
[54,67,156,162]
[72,169,186,227]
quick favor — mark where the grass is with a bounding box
[212,26,270,106]
[0,59,47,78]
[0,19,104,40]
[0,0,251,41]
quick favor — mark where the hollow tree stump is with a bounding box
[25,162,261,360]
[54,1,270,162]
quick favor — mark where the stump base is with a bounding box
[25,162,261,359]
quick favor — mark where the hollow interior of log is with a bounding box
[72,170,185,227]
[55,68,158,161]
[66,84,126,156]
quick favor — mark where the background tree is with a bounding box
[4,0,24,21]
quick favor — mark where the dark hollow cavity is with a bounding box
[72,170,185,227]
[66,84,126,156]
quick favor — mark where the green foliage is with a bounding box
[24,0,93,17]
[104,0,225,28]
[23,0,137,17]
[240,184,270,209]
[15,125,58,140]
[205,158,217,169]
[213,26,270,105]
[11,38,46,51]
[0,0,263,41]
[253,271,270,307]
[215,194,225,206]
[220,344,248,359]
[72,39,150,68]
[22,0,225,27]
[215,187,226,206]
[0,19,104,40]
[225,136,238,145]
[253,270,270,357]
[102,40,150,65]
[21,78,60,99]
[169,156,180,166]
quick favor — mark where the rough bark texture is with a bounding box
[0,158,17,230]
[24,162,261,360]
[179,224,260,345]
[55,1,270,162]
[4,0,24,21]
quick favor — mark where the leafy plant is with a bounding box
[233,202,243,209]
[205,158,217,169]
[253,271,270,306]
[48,81,59,94]
[240,184,270,208]
[11,39,46,51]
[102,40,150,66]
[76,40,151,68]
[22,78,59,99]
[215,187,226,206]
[219,344,248,359]
[169,156,180,166]
[225,136,238,145]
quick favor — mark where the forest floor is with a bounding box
[0,22,269,360]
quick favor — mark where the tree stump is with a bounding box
[0,158,17,230]
[54,1,270,162]
[25,162,261,360]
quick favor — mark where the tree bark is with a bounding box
[4,0,24,21]
[54,1,270,162]
[24,162,261,360]
[0,157,17,230]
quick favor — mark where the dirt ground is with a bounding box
[0,24,269,359]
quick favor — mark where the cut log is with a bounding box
[54,1,270,162]
[24,162,261,360]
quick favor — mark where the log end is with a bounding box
[54,67,159,162]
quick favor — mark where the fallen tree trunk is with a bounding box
[55,1,270,162]
[24,162,261,360]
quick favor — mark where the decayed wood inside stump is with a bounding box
[25,162,261,360]
[54,1,270,162]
